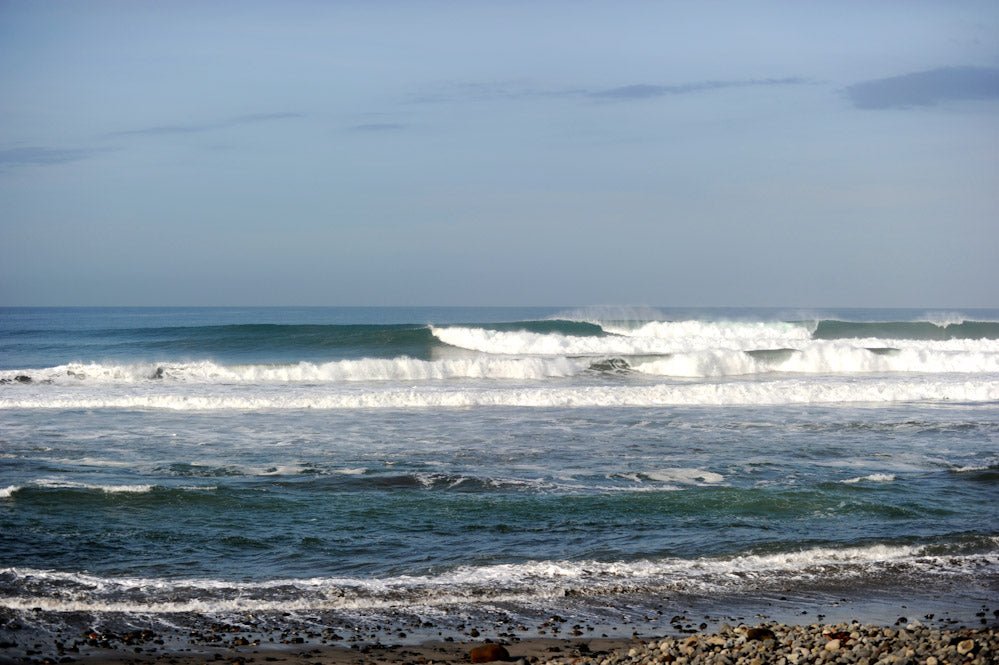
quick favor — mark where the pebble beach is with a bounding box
[542,622,998,665]
[2,612,997,665]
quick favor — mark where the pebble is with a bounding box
[535,622,997,665]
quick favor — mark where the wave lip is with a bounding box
[430,322,814,356]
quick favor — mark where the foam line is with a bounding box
[2,376,998,409]
[0,357,589,385]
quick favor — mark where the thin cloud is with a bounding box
[0,146,100,168]
[109,123,215,138]
[410,81,578,104]
[590,78,808,100]
[845,66,999,109]
[415,78,807,104]
[350,123,408,132]
[231,112,305,123]
[106,112,304,138]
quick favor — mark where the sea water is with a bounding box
[1,306,997,641]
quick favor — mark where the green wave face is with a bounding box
[812,320,999,341]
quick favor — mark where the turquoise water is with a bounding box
[1,306,997,640]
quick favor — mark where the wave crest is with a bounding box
[0,356,589,385]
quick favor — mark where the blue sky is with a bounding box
[1,1,997,307]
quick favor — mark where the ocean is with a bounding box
[1,306,998,646]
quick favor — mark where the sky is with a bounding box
[1,0,997,307]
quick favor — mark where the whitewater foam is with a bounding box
[430,324,999,359]
[0,356,589,385]
[605,320,812,344]
[643,469,725,484]
[3,541,994,614]
[431,323,813,355]
[632,343,999,378]
[922,311,970,327]
[843,474,897,484]
[3,375,998,409]
[33,479,155,493]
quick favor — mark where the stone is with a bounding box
[956,639,975,655]
[469,643,510,663]
[745,628,776,641]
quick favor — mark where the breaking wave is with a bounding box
[2,540,995,613]
[3,375,998,409]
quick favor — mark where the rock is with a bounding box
[956,639,975,655]
[470,643,510,663]
[745,627,776,641]
[823,639,840,651]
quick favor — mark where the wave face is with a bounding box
[1,307,998,645]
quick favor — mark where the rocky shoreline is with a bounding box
[2,618,997,665]
[539,621,997,665]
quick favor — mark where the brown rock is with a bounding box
[469,643,510,663]
[745,627,776,641]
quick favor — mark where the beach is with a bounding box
[2,610,996,665]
